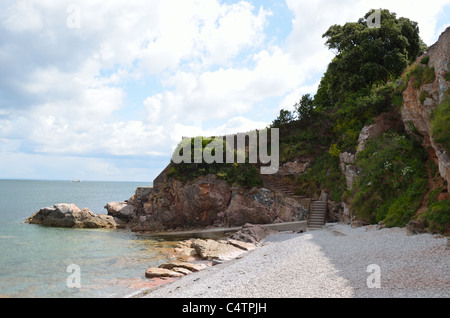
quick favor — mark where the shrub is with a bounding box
[419,55,429,65]
[271,109,295,128]
[169,136,263,188]
[411,65,435,88]
[225,163,263,188]
[391,91,403,108]
[431,96,450,154]
[328,143,341,157]
[295,152,346,202]
[426,188,443,207]
[444,71,450,82]
[399,64,435,91]
[419,200,450,234]
[350,131,428,226]
[381,179,427,227]
[419,90,431,104]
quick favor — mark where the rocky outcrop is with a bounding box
[276,161,310,176]
[339,152,358,190]
[26,203,116,229]
[356,112,402,154]
[144,236,257,279]
[228,223,278,244]
[108,174,307,233]
[427,26,450,105]
[401,27,450,192]
[105,201,135,226]
[405,219,427,236]
[190,239,249,261]
[339,111,403,191]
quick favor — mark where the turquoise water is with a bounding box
[0,179,173,298]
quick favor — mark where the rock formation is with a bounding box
[26,203,116,229]
[106,174,307,233]
[228,223,278,244]
[144,235,259,279]
[401,27,450,192]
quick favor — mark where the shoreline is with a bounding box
[132,223,449,298]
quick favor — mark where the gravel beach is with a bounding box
[142,223,449,298]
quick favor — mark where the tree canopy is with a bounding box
[315,9,426,108]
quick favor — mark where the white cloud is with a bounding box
[169,116,268,153]
[2,0,44,32]
[0,151,159,182]
[1,0,449,181]
[143,46,307,126]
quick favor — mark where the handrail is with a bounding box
[307,189,312,223]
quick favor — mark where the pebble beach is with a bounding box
[141,223,449,298]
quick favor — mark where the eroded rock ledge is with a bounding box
[106,174,308,233]
[144,224,271,280]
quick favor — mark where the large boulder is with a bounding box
[26,203,116,229]
[190,238,248,261]
[105,201,136,223]
[229,223,277,244]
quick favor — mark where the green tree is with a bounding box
[317,9,425,107]
[294,94,314,120]
[271,109,294,128]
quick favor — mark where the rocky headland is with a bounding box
[105,174,308,233]
[25,203,116,229]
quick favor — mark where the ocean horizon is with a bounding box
[0,179,175,298]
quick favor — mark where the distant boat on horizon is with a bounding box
[71,180,82,183]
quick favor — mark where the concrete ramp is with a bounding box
[140,221,308,240]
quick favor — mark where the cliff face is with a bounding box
[401,27,450,192]
[108,174,307,232]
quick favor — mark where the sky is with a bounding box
[0,0,449,182]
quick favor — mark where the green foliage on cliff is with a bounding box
[271,9,437,230]
[444,71,450,82]
[331,84,395,152]
[350,132,428,226]
[294,152,346,202]
[164,8,448,233]
[274,9,424,157]
[431,96,450,154]
[168,136,263,188]
[277,113,334,162]
[419,200,450,233]
[270,9,450,233]
[271,109,295,128]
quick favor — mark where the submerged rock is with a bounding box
[25,203,116,229]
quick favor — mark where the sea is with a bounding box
[0,179,175,298]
